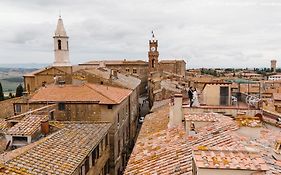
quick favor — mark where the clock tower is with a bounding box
[148,31,159,73]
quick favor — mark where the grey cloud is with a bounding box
[0,0,281,68]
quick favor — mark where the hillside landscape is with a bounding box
[0,67,37,95]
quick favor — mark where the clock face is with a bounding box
[151,47,156,51]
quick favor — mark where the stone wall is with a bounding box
[0,97,26,118]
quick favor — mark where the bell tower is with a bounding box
[53,16,71,66]
[148,31,159,73]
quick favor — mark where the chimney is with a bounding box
[111,69,118,79]
[168,94,183,128]
[113,69,118,79]
[41,120,50,136]
[99,61,106,68]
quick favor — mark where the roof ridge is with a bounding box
[84,83,117,104]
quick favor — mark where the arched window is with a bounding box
[58,40,62,50]
[152,59,155,68]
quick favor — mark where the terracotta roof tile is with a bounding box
[2,122,111,175]
[30,83,131,104]
[0,119,9,133]
[125,102,281,174]
[78,68,141,90]
[193,149,268,171]
[273,93,281,101]
[185,112,220,122]
[6,115,48,136]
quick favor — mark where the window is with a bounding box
[118,140,121,156]
[58,103,66,111]
[97,144,100,157]
[85,157,90,173]
[92,147,97,166]
[123,131,126,146]
[12,136,27,142]
[67,41,69,50]
[126,68,130,72]
[133,68,137,74]
[58,40,62,50]
[80,165,85,175]
[105,134,108,146]
[100,81,103,85]
[107,105,113,109]
[15,104,21,113]
[126,105,128,113]
[49,111,54,120]
[117,113,120,125]
[101,139,104,152]
[42,81,46,87]
[152,59,155,68]
[104,161,110,175]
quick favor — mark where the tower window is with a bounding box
[58,40,62,50]
[67,41,69,50]
[152,59,155,68]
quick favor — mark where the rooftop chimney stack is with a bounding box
[168,94,183,128]
[113,70,118,79]
[41,120,50,136]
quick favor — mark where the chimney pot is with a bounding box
[41,120,50,136]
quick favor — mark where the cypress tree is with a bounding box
[15,84,23,97]
[0,82,4,101]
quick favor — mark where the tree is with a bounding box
[0,82,4,101]
[9,92,14,98]
[15,84,24,97]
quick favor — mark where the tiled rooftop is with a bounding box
[6,115,48,136]
[0,119,9,133]
[125,127,192,175]
[30,83,132,104]
[125,102,281,174]
[81,60,148,65]
[185,112,220,122]
[80,68,141,90]
[193,149,268,171]
[273,93,281,101]
[2,122,111,175]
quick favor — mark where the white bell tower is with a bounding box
[53,16,71,66]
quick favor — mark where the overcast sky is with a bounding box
[1,0,281,68]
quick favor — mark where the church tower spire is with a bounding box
[148,31,159,73]
[53,16,71,66]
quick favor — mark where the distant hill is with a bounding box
[0,63,48,69]
[0,65,42,94]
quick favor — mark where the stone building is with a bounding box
[24,66,72,93]
[201,82,232,106]
[71,67,141,143]
[159,60,186,77]
[0,122,111,175]
[79,60,148,95]
[14,83,134,174]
